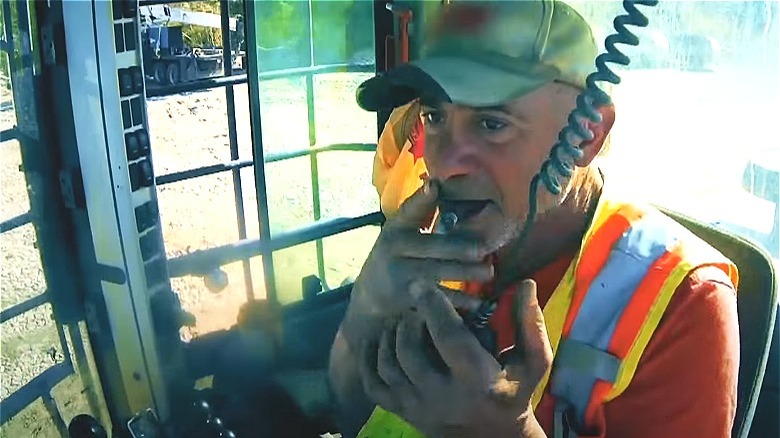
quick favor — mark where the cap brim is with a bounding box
[356,57,552,112]
[356,64,448,112]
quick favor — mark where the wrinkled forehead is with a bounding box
[419,98,515,118]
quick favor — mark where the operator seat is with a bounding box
[658,207,778,438]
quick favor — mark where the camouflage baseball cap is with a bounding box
[357,0,598,111]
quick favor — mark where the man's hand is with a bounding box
[358,280,552,438]
[342,179,492,347]
[329,178,492,434]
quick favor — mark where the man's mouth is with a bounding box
[438,199,492,223]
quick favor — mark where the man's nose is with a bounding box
[433,125,483,180]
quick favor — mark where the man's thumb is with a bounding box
[393,177,440,228]
[507,279,553,381]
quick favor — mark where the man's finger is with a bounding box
[506,279,553,382]
[439,285,483,313]
[358,340,398,411]
[389,231,489,262]
[396,311,441,388]
[390,178,440,228]
[377,326,414,392]
[397,258,494,284]
[413,282,488,373]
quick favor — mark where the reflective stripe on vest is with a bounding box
[356,199,738,438]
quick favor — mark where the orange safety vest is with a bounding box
[357,105,740,438]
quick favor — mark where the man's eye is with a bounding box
[423,112,445,126]
[479,117,507,131]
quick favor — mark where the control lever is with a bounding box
[68,414,108,438]
[186,398,237,438]
[126,408,165,437]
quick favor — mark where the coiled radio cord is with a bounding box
[465,0,661,355]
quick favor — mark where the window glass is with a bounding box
[249,0,379,303]
[572,1,779,262]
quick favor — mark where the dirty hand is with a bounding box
[359,280,552,438]
[342,178,492,347]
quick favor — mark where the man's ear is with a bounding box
[576,104,616,166]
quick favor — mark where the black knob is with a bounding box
[68,414,108,438]
[192,399,213,423]
[121,0,137,19]
[209,416,238,438]
[138,159,153,187]
[131,66,144,95]
[125,131,140,160]
[136,129,150,155]
[118,69,133,97]
[205,416,223,430]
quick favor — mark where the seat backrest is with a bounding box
[658,207,778,438]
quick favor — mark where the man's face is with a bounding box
[422,83,580,252]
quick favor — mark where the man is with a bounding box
[328,1,740,437]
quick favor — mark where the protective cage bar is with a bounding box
[138,0,199,7]
[0,210,32,232]
[141,2,378,297]
[167,211,385,278]
[0,291,49,324]
[0,362,74,426]
[1,0,26,164]
[138,0,257,301]
[146,62,375,98]
[1,126,18,140]
[217,0,254,301]
[143,0,383,302]
[155,142,376,186]
[0,297,76,432]
[20,0,218,430]
[0,0,81,430]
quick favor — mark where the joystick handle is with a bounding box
[68,414,108,438]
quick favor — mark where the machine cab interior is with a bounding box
[0,1,777,437]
